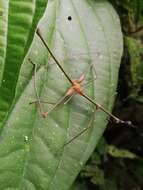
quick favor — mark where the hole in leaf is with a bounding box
[67,16,72,21]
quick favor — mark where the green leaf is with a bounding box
[125,37,143,98]
[0,0,123,189]
[0,0,48,128]
[70,181,87,190]
[107,145,139,159]
[82,165,105,186]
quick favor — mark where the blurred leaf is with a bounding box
[70,181,87,190]
[82,165,105,186]
[96,137,108,155]
[110,0,143,33]
[125,37,143,98]
[107,145,138,159]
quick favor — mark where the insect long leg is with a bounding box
[36,28,73,85]
[82,63,97,87]
[29,59,45,116]
[81,93,133,126]
[64,107,96,146]
[83,77,97,88]
[63,93,75,105]
[29,100,55,105]
[41,94,72,118]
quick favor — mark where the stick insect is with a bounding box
[30,28,133,144]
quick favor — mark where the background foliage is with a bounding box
[74,0,143,189]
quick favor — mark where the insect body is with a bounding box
[29,28,134,144]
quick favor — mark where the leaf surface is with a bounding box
[0,0,123,189]
[0,0,48,127]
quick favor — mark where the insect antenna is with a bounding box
[36,28,73,85]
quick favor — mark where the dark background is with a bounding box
[75,1,143,189]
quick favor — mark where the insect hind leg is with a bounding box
[64,107,97,146]
[83,63,97,87]
[28,58,46,117]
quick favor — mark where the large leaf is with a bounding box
[0,0,48,127]
[0,0,123,189]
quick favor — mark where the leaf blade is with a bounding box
[0,0,48,128]
[0,0,123,189]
